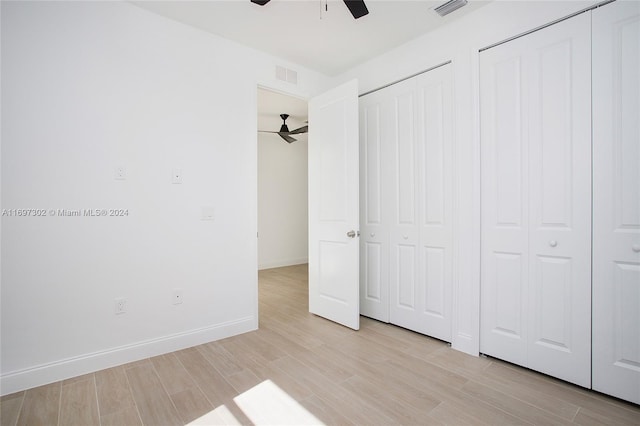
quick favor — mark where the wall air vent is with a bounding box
[434,0,468,17]
[275,65,298,85]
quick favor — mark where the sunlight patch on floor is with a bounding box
[233,380,324,425]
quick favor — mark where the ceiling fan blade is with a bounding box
[289,125,308,135]
[278,133,297,143]
[251,0,271,5]
[343,0,369,19]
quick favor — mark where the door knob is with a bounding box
[370,232,375,237]
[549,240,557,248]
[403,235,408,240]
[633,244,640,253]
[347,230,357,238]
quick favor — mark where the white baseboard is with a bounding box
[258,258,308,270]
[0,316,256,396]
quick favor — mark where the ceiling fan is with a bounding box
[259,114,309,143]
[251,0,369,19]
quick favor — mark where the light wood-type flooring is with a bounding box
[2,264,639,425]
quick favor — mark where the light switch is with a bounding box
[201,206,214,221]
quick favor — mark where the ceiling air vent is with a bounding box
[434,0,468,17]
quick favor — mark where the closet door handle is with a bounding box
[633,244,640,253]
[549,240,558,248]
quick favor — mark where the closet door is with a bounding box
[360,90,391,322]
[359,64,454,341]
[414,64,454,341]
[480,12,591,387]
[525,13,591,387]
[387,78,421,331]
[592,0,640,404]
[480,28,530,367]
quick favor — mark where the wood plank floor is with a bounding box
[2,264,639,425]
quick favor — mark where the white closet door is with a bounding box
[481,12,591,387]
[387,78,421,331]
[592,0,640,404]
[525,13,591,387]
[414,64,454,341]
[480,32,530,367]
[360,90,390,322]
[360,64,454,340]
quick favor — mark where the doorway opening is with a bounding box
[257,86,310,320]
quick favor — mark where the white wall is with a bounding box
[258,134,308,270]
[334,0,600,355]
[0,1,329,395]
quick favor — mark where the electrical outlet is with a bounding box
[114,298,127,314]
[172,288,183,305]
[115,166,126,180]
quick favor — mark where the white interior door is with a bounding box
[480,12,591,387]
[592,0,640,404]
[308,79,360,330]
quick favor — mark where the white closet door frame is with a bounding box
[592,0,640,404]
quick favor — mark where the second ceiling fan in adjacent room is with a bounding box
[259,114,308,143]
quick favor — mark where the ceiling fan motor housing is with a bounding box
[279,114,290,132]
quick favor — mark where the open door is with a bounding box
[308,79,360,330]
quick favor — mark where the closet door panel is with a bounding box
[481,13,590,386]
[396,244,417,308]
[360,93,389,322]
[480,40,529,365]
[423,246,446,316]
[360,64,455,341]
[593,0,640,404]
[526,13,591,387]
[416,64,453,340]
[389,79,421,330]
[394,91,417,226]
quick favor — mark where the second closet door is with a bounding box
[592,0,640,404]
[391,65,453,341]
[480,12,591,387]
[360,64,454,342]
